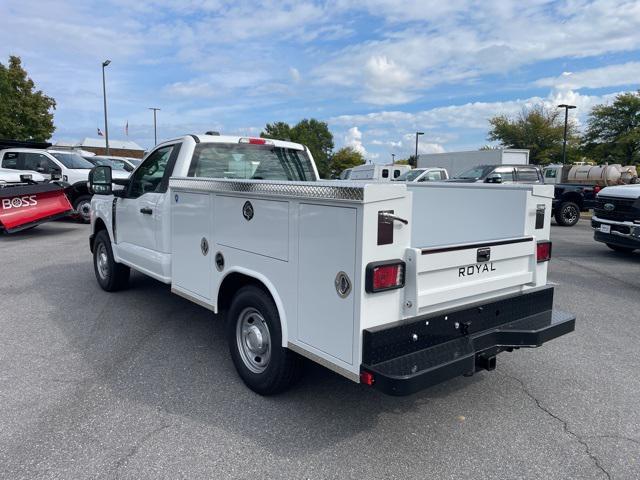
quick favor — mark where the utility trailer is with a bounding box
[88,134,575,396]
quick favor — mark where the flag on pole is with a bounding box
[97,127,104,137]
[125,121,129,137]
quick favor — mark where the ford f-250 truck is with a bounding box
[88,134,575,396]
[591,184,640,253]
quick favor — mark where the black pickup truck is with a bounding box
[448,164,596,226]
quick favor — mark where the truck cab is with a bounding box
[88,134,575,396]
[394,167,448,182]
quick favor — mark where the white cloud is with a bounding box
[534,62,640,90]
[289,67,301,83]
[344,126,367,156]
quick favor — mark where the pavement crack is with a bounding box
[501,371,612,480]
[114,423,172,471]
[589,434,640,448]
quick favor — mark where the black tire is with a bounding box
[606,243,636,254]
[555,201,580,226]
[74,195,92,224]
[93,230,130,291]
[226,285,303,395]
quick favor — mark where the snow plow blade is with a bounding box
[0,183,73,233]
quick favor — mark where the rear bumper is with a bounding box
[360,287,575,396]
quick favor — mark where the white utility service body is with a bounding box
[89,134,575,396]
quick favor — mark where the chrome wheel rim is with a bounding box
[563,205,578,224]
[96,243,109,280]
[236,307,271,373]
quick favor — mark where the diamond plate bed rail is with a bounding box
[169,177,366,201]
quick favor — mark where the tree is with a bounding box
[487,105,578,165]
[260,121,292,142]
[260,118,334,178]
[582,91,640,165]
[406,154,418,167]
[0,56,56,141]
[328,147,365,178]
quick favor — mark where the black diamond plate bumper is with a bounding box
[361,287,575,396]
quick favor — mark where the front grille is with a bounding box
[594,196,640,222]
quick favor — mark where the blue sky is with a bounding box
[2,0,639,161]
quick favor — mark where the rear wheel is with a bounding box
[93,230,130,291]
[226,285,303,395]
[606,243,636,254]
[555,201,580,227]
[74,195,92,224]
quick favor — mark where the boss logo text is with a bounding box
[1,196,38,209]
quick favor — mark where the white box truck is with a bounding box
[419,149,529,177]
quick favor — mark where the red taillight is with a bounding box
[239,137,270,145]
[360,371,375,386]
[594,185,601,195]
[537,241,552,263]
[365,260,405,293]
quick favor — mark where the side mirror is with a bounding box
[89,165,113,195]
[50,172,62,181]
[485,173,503,184]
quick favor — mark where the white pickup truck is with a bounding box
[88,134,575,396]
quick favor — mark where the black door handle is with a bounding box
[140,207,153,215]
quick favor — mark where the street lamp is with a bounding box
[149,107,161,145]
[101,60,111,155]
[557,104,576,164]
[415,132,424,165]
[391,153,395,165]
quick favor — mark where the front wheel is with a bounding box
[226,286,303,395]
[606,243,636,254]
[74,195,92,224]
[93,230,130,291]
[555,201,580,227]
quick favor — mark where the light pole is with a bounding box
[557,104,576,164]
[415,132,424,164]
[391,153,395,165]
[101,60,111,155]
[149,107,160,145]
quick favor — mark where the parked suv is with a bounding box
[0,148,129,222]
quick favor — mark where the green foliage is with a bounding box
[260,121,292,142]
[487,105,578,164]
[260,118,334,178]
[0,56,56,141]
[328,146,365,178]
[406,154,418,167]
[582,91,640,165]
[394,159,410,165]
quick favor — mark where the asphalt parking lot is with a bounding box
[1,219,638,480]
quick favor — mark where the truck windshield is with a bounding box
[188,143,316,181]
[50,152,94,169]
[455,166,492,180]
[395,169,424,181]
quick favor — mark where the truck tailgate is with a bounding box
[406,237,536,313]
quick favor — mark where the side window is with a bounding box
[544,169,557,179]
[381,169,389,179]
[1,152,19,169]
[22,153,57,173]
[517,167,541,183]
[393,169,401,179]
[128,145,176,198]
[423,171,443,181]
[493,167,515,182]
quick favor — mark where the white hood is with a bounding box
[598,184,640,200]
[0,167,46,183]
[112,170,131,180]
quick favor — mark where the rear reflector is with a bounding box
[239,137,272,145]
[360,371,375,386]
[536,241,552,263]
[365,260,405,293]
